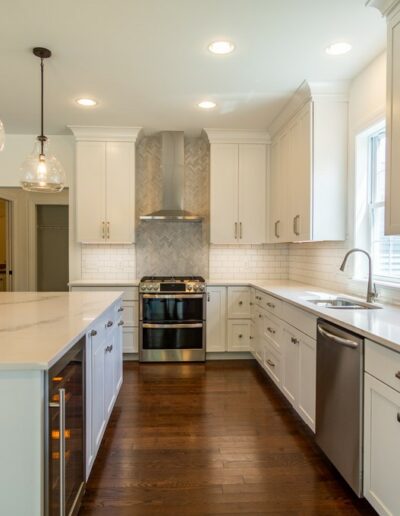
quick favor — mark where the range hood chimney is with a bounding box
[140,131,203,222]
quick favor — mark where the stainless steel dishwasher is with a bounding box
[316,319,364,497]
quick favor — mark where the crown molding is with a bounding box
[268,80,349,137]
[203,129,270,144]
[68,125,142,142]
[366,0,400,16]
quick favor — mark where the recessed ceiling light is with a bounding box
[208,40,235,55]
[325,42,352,56]
[76,98,98,107]
[198,100,216,109]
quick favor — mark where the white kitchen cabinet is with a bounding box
[206,286,227,352]
[227,319,251,351]
[282,324,316,430]
[364,372,400,515]
[268,82,347,243]
[367,1,400,234]
[206,130,269,244]
[70,126,141,244]
[228,286,251,318]
[86,301,123,479]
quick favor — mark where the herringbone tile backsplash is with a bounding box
[136,135,210,278]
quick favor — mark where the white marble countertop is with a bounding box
[69,279,140,287]
[208,279,400,353]
[0,291,122,371]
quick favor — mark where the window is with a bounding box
[367,127,400,282]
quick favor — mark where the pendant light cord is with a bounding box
[40,57,45,155]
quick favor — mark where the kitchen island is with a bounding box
[0,291,123,516]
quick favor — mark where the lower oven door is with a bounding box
[141,294,205,324]
[140,322,205,362]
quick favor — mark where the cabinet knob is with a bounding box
[90,329,97,337]
[106,320,114,328]
[118,307,124,312]
[291,337,299,344]
[267,327,276,335]
[238,334,243,339]
[118,320,124,326]
[395,371,400,380]
[250,336,254,340]
[259,314,262,318]
[239,301,243,306]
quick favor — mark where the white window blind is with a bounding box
[369,129,400,281]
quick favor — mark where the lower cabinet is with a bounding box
[206,286,227,352]
[227,319,251,351]
[282,324,316,430]
[86,301,123,479]
[364,372,400,515]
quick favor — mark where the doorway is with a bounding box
[0,198,13,291]
[36,205,69,291]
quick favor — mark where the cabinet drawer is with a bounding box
[227,287,251,318]
[254,290,282,317]
[263,340,282,387]
[263,311,282,352]
[122,327,138,353]
[282,303,317,339]
[227,320,251,352]
[120,301,139,327]
[71,285,138,302]
[365,340,400,393]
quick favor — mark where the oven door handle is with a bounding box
[142,294,204,299]
[142,323,203,329]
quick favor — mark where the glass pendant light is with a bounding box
[0,119,4,151]
[20,47,65,192]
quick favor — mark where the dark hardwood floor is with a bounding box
[79,360,376,516]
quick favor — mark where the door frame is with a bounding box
[27,190,69,291]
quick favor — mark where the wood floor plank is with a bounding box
[79,360,376,516]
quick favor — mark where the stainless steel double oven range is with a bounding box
[139,276,206,362]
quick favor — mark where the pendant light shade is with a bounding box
[20,47,65,193]
[0,120,5,152]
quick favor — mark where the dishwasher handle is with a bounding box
[317,324,360,349]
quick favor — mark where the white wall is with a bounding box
[288,52,400,302]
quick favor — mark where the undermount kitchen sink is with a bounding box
[308,298,382,310]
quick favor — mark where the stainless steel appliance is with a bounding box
[139,276,206,362]
[46,337,85,515]
[316,320,364,497]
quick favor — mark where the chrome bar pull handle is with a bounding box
[266,359,275,368]
[234,222,238,239]
[102,221,105,239]
[274,220,280,238]
[293,215,300,236]
[317,324,359,349]
[106,221,110,239]
[239,222,243,239]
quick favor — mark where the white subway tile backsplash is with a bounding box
[81,244,136,279]
[209,244,289,280]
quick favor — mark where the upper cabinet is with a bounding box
[268,82,348,243]
[205,130,269,244]
[69,126,142,244]
[368,0,400,234]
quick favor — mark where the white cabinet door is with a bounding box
[297,332,316,431]
[91,326,106,452]
[210,144,239,244]
[238,144,266,244]
[227,286,251,318]
[288,103,312,242]
[282,326,299,405]
[277,128,291,242]
[113,322,123,393]
[364,373,400,515]
[269,137,285,243]
[206,287,227,352]
[105,142,135,243]
[227,320,251,351]
[76,141,106,243]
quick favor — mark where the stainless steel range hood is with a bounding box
[140,131,203,222]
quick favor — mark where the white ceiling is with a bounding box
[0,0,386,136]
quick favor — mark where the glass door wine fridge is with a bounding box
[45,337,85,516]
